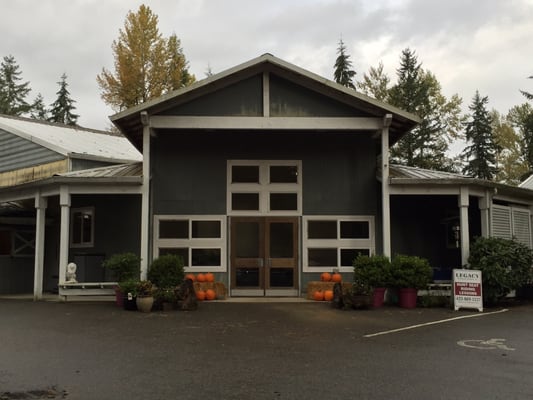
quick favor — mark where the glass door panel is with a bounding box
[231,217,298,296]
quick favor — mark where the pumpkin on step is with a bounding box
[331,273,342,283]
[313,290,325,301]
[324,290,334,301]
[320,272,332,282]
[205,289,216,300]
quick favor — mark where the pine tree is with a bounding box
[0,55,31,116]
[30,93,49,120]
[333,39,356,89]
[48,73,79,125]
[97,5,195,110]
[520,75,533,100]
[507,103,533,177]
[388,48,462,171]
[461,91,499,180]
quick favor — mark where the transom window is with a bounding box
[154,216,226,272]
[70,207,94,248]
[303,216,375,272]
[227,160,302,215]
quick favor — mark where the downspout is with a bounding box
[382,114,392,258]
[140,111,151,280]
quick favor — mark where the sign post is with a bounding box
[453,269,483,312]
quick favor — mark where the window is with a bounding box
[154,216,226,272]
[303,216,375,272]
[228,160,302,215]
[70,207,94,248]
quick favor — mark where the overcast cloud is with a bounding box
[1,0,533,132]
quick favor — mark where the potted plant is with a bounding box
[353,254,391,307]
[390,254,432,309]
[348,281,373,309]
[153,287,176,311]
[135,280,154,313]
[102,253,141,307]
[148,254,184,289]
[118,279,139,311]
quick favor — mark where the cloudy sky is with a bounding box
[1,0,533,131]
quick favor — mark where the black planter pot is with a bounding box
[123,294,137,311]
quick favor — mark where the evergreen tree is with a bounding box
[333,39,356,89]
[388,48,463,171]
[520,75,533,100]
[48,73,79,125]
[97,5,195,110]
[357,61,390,101]
[30,93,49,120]
[0,55,31,116]
[461,91,499,180]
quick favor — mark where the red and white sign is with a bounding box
[453,269,483,312]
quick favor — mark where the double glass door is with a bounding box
[230,217,298,296]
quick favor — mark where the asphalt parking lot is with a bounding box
[1,299,532,400]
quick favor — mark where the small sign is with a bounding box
[453,269,483,312]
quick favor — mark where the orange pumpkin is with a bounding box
[320,272,332,282]
[331,273,342,283]
[185,273,196,282]
[205,272,215,283]
[196,273,206,282]
[324,290,334,301]
[196,289,206,301]
[205,289,216,300]
[313,290,325,301]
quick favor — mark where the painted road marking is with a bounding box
[363,308,509,338]
[457,338,515,351]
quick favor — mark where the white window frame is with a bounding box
[227,160,302,216]
[70,207,95,248]
[303,215,375,272]
[153,215,227,272]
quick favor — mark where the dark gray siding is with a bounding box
[68,194,142,281]
[161,75,263,116]
[270,75,372,117]
[152,132,379,216]
[0,129,64,172]
[0,257,33,294]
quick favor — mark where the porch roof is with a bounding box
[110,53,420,152]
[0,114,142,163]
[388,164,533,201]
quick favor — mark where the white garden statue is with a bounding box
[66,262,77,283]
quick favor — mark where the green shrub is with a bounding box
[390,254,432,289]
[102,252,140,282]
[468,236,533,305]
[353,254,391,288]
[147,254,184,288]
[118,279,139,296]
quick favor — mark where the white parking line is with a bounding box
[363,308,509,338]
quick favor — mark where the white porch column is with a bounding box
[459,186,470,266]
[478,190,492,238]
[58,186,70,288]
[33,193,47,300]
[140,111,151,280]
[381,114,392,257]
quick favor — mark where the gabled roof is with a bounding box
[0,114,142,163]
[111,53,420,151]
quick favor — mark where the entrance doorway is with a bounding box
[230,217,298,296]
